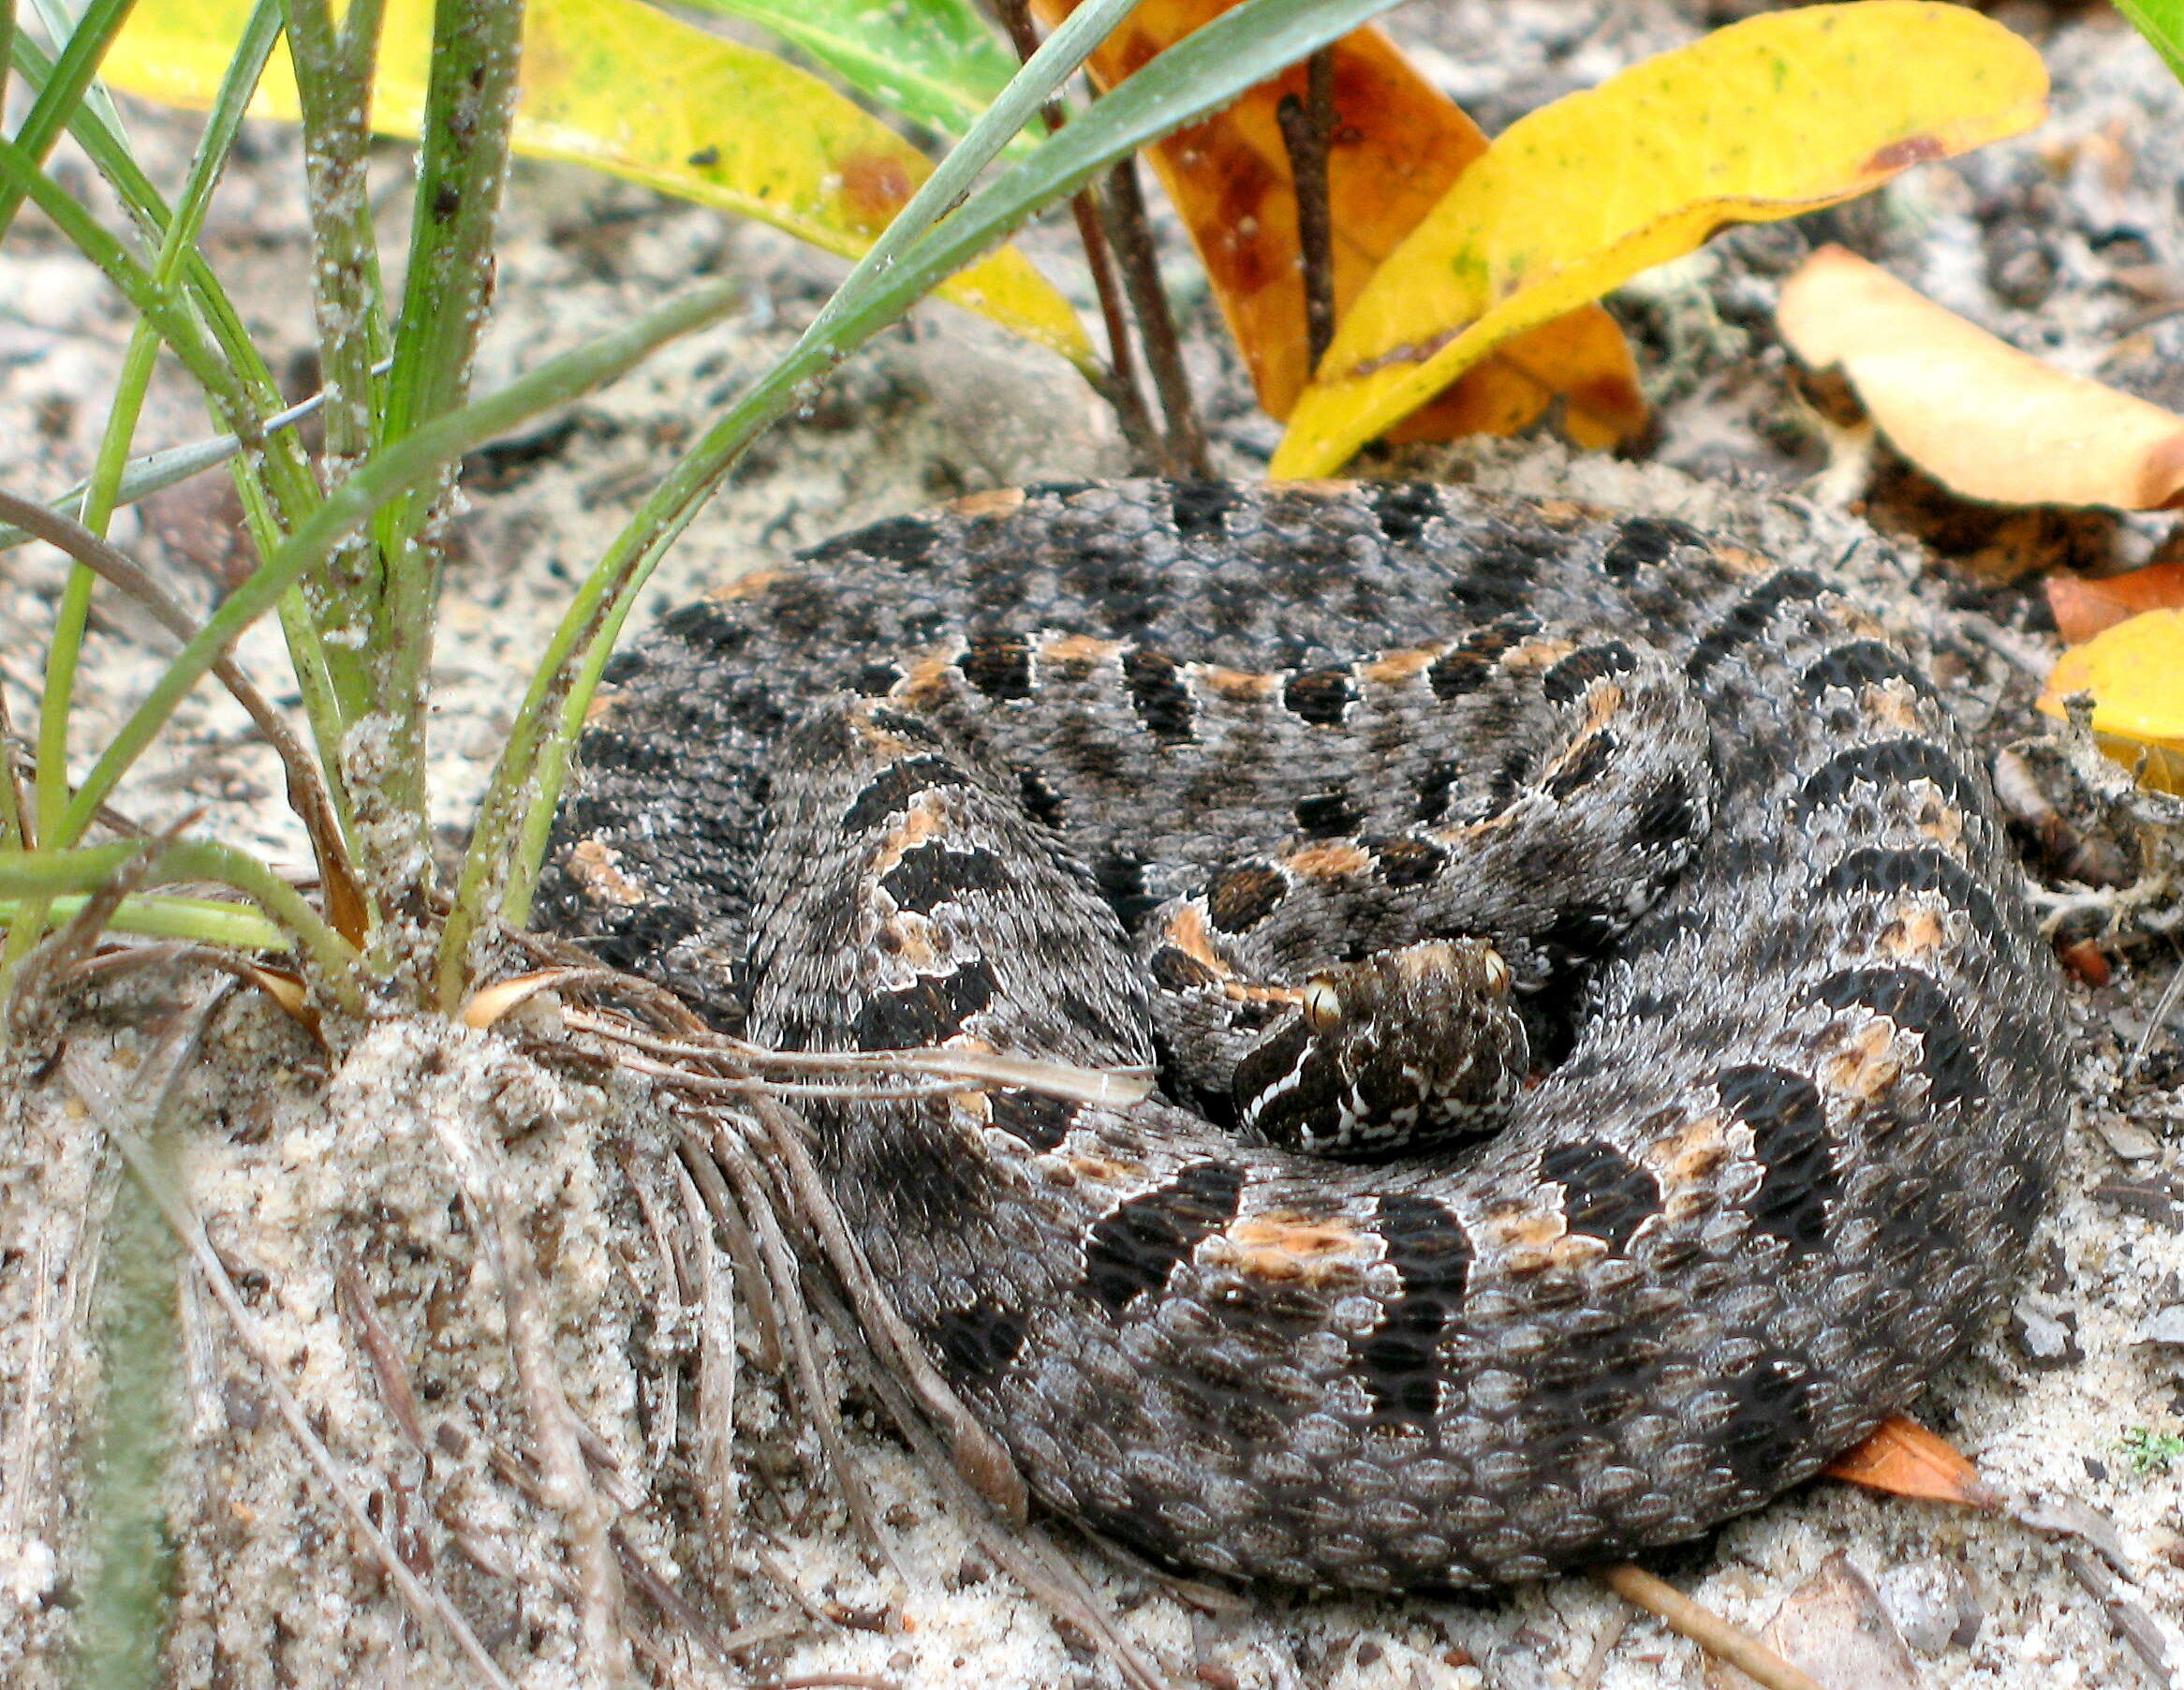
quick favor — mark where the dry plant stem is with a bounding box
[800,1266,1166,1690]
[68,998,516,1690]
[703,1117,899,1575]
[674,1152,744,1558]
[2129,954,2184,1077]
[621,1148,689,1468]
[334,1249,431,1449]
[985,0,1162,465]
[612,1547,806,1668]
[675,1127,784,1371]
[1597,1564,1826,1690]
[1099,156,1212,477]
[1573,1605,1633,1690]
[2068,1550,2177,1683]
[432,1103,631,1685]
[0,488,365,935]
[1275,49,1337,370]
[556,1000,1151,1105]
[753,1098,1030,1524]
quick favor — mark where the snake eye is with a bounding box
[1481,948,1511,994]
[1303,977,1343,1030]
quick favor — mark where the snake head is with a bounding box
[1236,938,1527,1158]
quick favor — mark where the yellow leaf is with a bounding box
[102,0,1091,368]
[1780,245,2184,510]
[2038,609,2184,792]
[1270,1,2047,480]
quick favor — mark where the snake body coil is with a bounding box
[544,481,2065,1590]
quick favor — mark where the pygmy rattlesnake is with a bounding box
[542,480,2066,1590]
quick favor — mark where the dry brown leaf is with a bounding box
[1822,1413,2004,1509]
[2046,557,2184,644]
[1028,0,1645,445]
[1779,245,2184,510]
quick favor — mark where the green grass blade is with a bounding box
[77,1172,179,1690]
[366,0,524,843]
[0,894,292,949]
[0,0,138,239]
[0,838,356,991]
[35,0,283,852]
[2114,0,2184,82]
[55,277,749,854]
[0,374,380,553]
[674,0,1029,149]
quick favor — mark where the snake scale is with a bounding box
[541,480,2067,1591]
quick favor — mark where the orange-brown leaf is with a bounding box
[1028,0,1645,445]
[2046,559,2184,645]
[1823,1413,2003,1508]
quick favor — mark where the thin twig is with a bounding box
[677,1127,785,1372]
[556,1001,1151,1106]
[334,1248,430,1451]
[1598,1564,1826,1690]
[1275,49,1337,371]
[986,0,1161,466]
[674,1149,743,1559]
[1099,156,1212,478]
[705,1120,900,1576]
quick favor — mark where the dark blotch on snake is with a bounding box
[1601,515,1705,579]
[1542,642,1640,706]
[989,1090,1077,1152]
[1798,740,1970,822]
[1819,847,2014,964]
[1124,645,1198,744]
[1686,571,1828,680]
[1170,481,1247,540]
[931,1301,1028,1380]
[878,842,1008,914]
[1284,666,1358,726]
[1720,1358,1821,1490]
[1539,1139,1661,1254]
[1082,1160,1247,1312]
[841,756,973,833]
[958,631,1033,700]
[1371,835,1445,888]
[1796,640,1941,706]
[1542,731,1618,802]
[1715,1065,1838,1253]
[1296,790,1365,838]
[849,960,997,1050]
[1354,1195,1473,1425]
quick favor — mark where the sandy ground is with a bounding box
[2,1,2183,1685]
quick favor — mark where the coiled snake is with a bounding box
[542,481,2065,1590]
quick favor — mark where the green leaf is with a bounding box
[676,0,1032,149]
[2113,0,2184,86]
